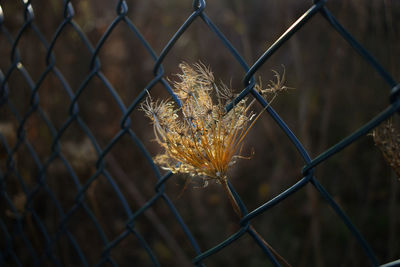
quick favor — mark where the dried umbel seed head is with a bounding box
[372,120,400,181]
[141,63,292,266]
[141,62,287,184]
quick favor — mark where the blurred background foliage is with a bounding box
[0,0,399,266]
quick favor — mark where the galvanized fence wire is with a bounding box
[0,0,399,266]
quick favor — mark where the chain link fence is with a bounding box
[1,0,399,266]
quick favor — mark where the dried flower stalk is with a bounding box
[142,62,291,266]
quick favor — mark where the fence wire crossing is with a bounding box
[0,0,399,266]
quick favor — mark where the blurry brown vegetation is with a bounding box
[0,0,399,266]
[372,120,400,181]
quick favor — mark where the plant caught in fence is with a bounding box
[142,62,292,266]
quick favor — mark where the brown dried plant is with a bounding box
[141,62,291,266]
[142,63,289,184]
[372,119,400,181]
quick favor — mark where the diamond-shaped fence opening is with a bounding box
[1,0,400,266]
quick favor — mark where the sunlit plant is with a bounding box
[141,62,291,266]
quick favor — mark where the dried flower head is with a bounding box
[141,63,292,266]
[372,120,400,181]
[141,63,284,184]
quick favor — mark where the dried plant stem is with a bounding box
[142,63,292,265]
[221,179,292,267]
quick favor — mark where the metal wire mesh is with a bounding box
[0,0,399,266]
